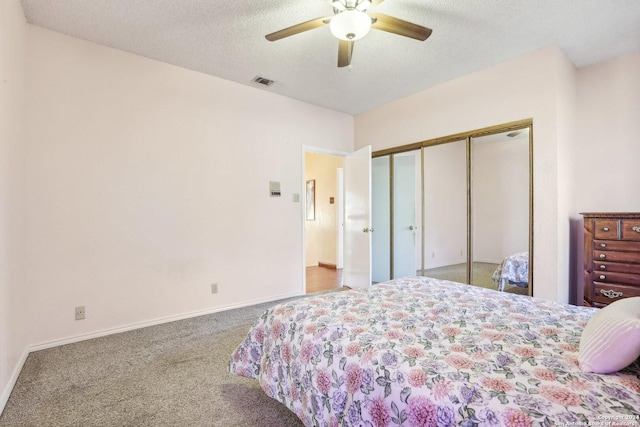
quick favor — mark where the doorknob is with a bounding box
[409,225,417,230]
[362,228,374,233]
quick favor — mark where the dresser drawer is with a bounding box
[593,283,640,305]
[621,219,640,241]
[582,213,640,307]
[593,250,640,264]
[593,239,640,252]
[593,220,618,239]
[594,261,640,275]
[591,270,640,286]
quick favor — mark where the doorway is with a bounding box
[304,151,344,294]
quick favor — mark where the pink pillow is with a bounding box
[579,297,640,374]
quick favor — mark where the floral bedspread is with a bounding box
[229,277,640,426]
[493,252,529,291]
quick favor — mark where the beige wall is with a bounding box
[0,0,28,410]
[305,153,344,267]
[555,47,579,304]
[573,51,640,211]
[21,26,354,349]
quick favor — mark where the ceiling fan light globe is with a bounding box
[330,10,371,41]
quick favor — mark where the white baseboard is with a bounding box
[30,291,301,352]
[0,348,30,415]
[473,258,502,265]
[423,259,502,270]
[423,259,466,269]
[0,291,301,415]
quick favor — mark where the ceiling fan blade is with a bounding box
[338,40,354,67]
[370,13,432,41]
[265,17,331,41]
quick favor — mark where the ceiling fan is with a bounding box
[265,0,432,67]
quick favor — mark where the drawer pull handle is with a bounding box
[600,243,606,248]
[599,275,606,280]
[599,254,606,259]
[633,226,640,233]
[600,289,623,299]
[603,227,610,232]
[600,265,606,270]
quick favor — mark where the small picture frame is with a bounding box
[306,179,315,221]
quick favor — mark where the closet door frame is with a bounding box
[372,118,534,295]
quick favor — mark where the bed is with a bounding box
[492,252,529,291]
[229,277,640,426]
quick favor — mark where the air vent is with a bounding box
[252,76,276,87]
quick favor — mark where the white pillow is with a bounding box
[579,297,640,374]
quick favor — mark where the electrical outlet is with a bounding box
[211,283,218,294]
[75,306,85,320]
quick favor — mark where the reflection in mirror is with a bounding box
[420,140,468,282]
[471,128,530,295]
[372,156,390,283]
[393,151,422,278]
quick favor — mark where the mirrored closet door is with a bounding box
[372,156,391,283]
[471,128,531,295]
[393,151,421,278]
[421,140,467,283]
[371,150,422,282]
[371,120,533,295]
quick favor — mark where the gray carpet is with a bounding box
[421,262,529,295]
[0,300,304,427]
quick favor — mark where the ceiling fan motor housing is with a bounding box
[331,0,373,12]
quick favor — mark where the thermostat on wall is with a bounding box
[269,181,281,197]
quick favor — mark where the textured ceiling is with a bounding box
[20,0,640,115]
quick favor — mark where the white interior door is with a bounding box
[393,153,417,277]
[343,146,372,288]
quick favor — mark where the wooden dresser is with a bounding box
[581,212,640,307]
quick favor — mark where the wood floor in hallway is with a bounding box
[305,265,343,294]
